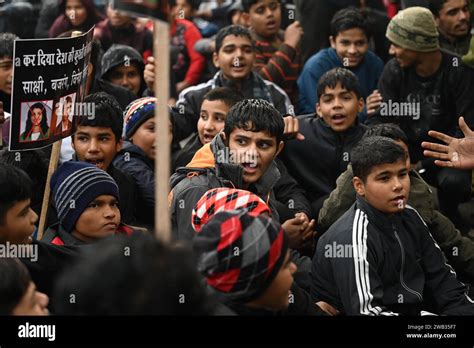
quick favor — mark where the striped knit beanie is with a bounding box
[386,7,439,52]
[193,209,289,303]
[191,188,271,233]
[123,97,156,140]
[51,161,120,233]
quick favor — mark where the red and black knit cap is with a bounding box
[193,209,289,303]
[191,188,271,233]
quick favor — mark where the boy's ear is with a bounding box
[212,52,219,69]
[315,103,321,117]
[358,97,365,113]
[329,35,336,49]
[352,176,365,197]
[275,140,284,157]
[71,136,76,151]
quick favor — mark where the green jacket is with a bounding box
[318,164,474,281]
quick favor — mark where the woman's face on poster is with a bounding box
[31,107,43,126]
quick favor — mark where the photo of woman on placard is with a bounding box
[20,102,51,142]
[54,94,74,136]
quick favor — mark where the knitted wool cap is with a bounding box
[123,97,156,139]
[193,209,289,303]
[51,161,120,233]
[386,7,439,52]
[191,188,271,233]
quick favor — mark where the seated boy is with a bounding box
[241,0,303,106]
[297,7,383,117]
[173,24,293,143]
[0,258,49,315]
[71,92,138,225]
[311,136,474,315]
[43,161,136,246]
[318,123,474,282]
[172,87,243,171]
[170,98,314,248]
[282,67,367,219]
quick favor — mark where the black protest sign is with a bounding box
[113,0,169,22]
[9,28,94,151]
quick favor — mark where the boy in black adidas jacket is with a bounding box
[311,136,474,315]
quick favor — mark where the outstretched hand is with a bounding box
[422,117,474,170]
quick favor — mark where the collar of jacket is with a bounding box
[55,222,87,246]
[212,71,273,102]
[250,28,285,45]
[355,195,404,234]
[314,114,364,139]
[210,134,281,198]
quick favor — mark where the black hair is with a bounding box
[72,92,123,143]
[363,123,408,145]
[202,87,244,109]
[330,7,371,40]
[24,102,50,136]
[0,33,18,59]
[0,258,31,315]
[169,0,201,10]
[317,67,362,100]
[429,0,449,17]
[53,234,212,315]
[224,99,285,144]
[351,136,407,183]
[0,164,32,225]
[215,25,254,53]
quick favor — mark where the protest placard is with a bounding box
[8,28,94,151]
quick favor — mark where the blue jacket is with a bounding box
[297,48,384,119]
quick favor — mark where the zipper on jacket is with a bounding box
[393,227,423,301]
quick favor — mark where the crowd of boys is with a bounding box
[1,0,474,316]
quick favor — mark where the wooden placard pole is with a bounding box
[37,31,83,240]
[153,20,171,242]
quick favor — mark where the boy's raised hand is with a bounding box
[366,89,382,116]
[283,116,305,141]
[144,56,155,91]
[284,21,304,49]
[422,116,474,170]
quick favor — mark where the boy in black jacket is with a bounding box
[311,136,474,315]
[282,67,366,219]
